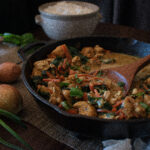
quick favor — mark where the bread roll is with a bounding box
[0,62,21,83]
[0,84,23,114]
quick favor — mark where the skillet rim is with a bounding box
[21,35,150,123]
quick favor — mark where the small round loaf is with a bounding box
[0,84,23,114]
[0,62,21,83]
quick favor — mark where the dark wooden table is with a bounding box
[1,23,150,150]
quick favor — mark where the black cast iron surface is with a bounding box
[18,36,150,139]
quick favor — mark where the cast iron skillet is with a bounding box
[18,36,150,139]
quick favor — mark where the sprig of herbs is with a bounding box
[0,33,36,47]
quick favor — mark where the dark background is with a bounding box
[1,0,150,34]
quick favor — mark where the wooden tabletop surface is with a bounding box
[1,23,150,150]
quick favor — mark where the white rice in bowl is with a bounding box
[43,1,94,15]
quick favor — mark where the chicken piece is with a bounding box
[144,94,150,105]
[37,85,50,94]
[48,81,63,105]
[81,47,95,58]
[132,88,138,94]
[134,101,146,118]
[73,101,97,117]
[62,90,72,106]
[114,90,122,99]
[47,45,65,58]
[122,96,135,119]
[103,79,112,88]
[72,56,81,66]
[94,45,104,53]
[31,68,42,77]
[103,91,111,100]
[145,77,150,85]
[34,59,50,71]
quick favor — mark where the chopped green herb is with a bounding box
[32,76,47,87]
[70,87,83,98]
[52,57,63,67]
[81,85,90,92]
[71,65,80,70]
[106,113,115,118]
[68,46,79,57]
[96,70,103,77]
[80,55,88,64]
[68,46,88,64]
[88,96,103,105]
[83,65,90,71]
[94,84,108,95]
[101,58,115,64]
[75,74,83,83]
[117,82,125,87]
[132,92,145,98]
[61,101,70,110]
[140,102,149,109]
[59,82,69,88]
[103,102,112,110]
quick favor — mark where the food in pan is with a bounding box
[31,44,150,120]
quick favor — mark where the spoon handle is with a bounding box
[112,55,150,83]
[132,54,150,74]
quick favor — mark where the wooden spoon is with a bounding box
[102,55,150,96]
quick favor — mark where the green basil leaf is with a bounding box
[61,101,70,110]
[70,65,80,70]
[132,92,145,98]
[117,82,125,87]
[83,65,90,71]
[75,74,83,83]
[70,87,83,98]
[52,57,63,67]
[140,102,149,109]
[59,82,69,88]
[96,70,103,77]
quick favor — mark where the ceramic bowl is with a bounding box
[35,1,101,40]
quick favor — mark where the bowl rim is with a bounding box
[38,1,100,20]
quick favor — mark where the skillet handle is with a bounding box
[18,41,47,62]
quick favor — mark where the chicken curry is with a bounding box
[31,44,150,120]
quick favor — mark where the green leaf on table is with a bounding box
[0,32,36,47]
[2,33,21,45]
[0,119,33,150]
[21,33,35,47]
